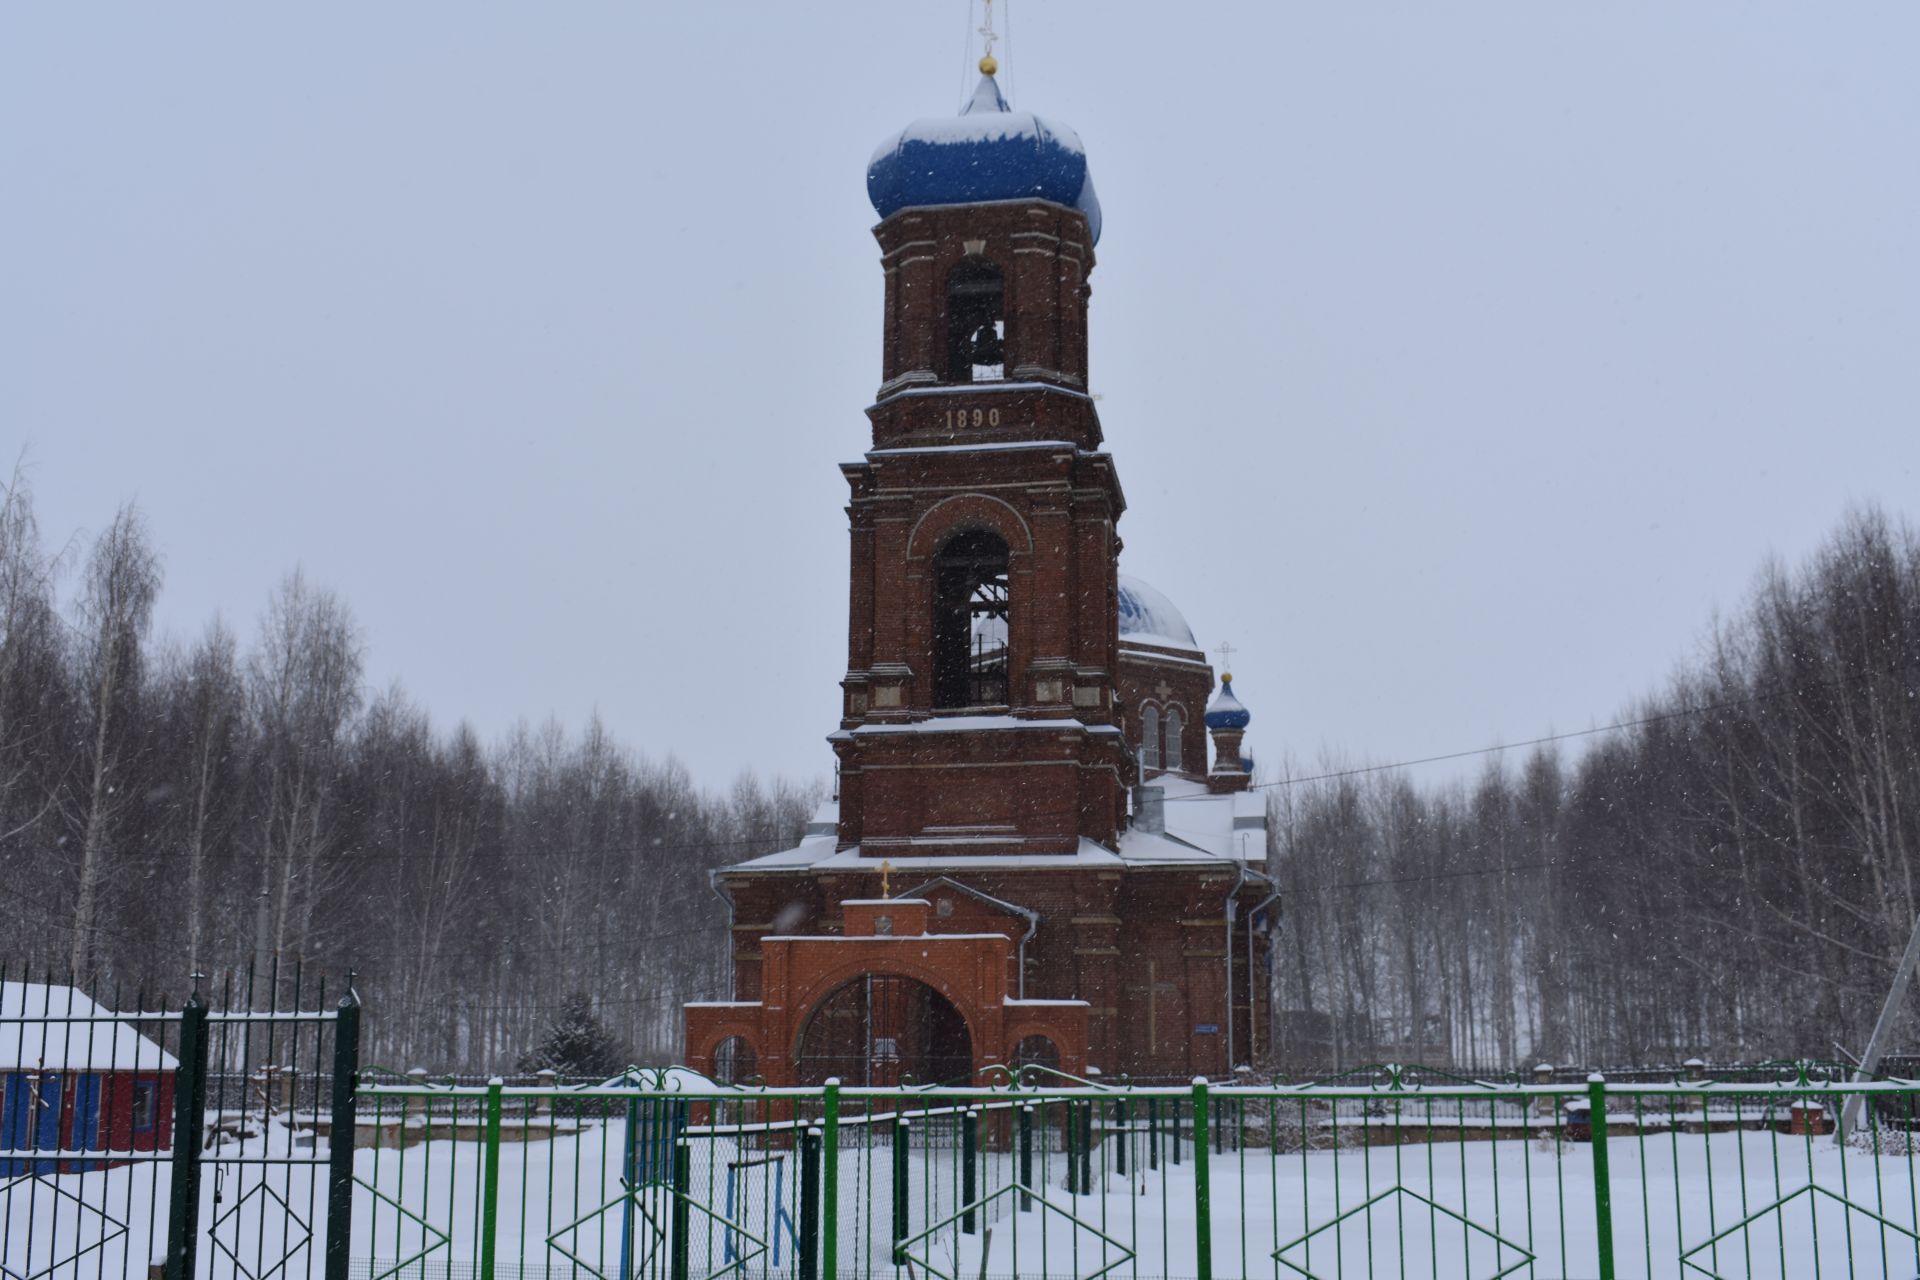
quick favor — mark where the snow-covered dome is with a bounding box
[868,74,1102,243]
[1117,575,1199,653]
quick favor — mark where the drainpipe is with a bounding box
[1224,859,1248,1073]
[1246,888,1281,1066]
[1016,913,1037,1000]
[900,878,1040,999]
[709,870,736,997]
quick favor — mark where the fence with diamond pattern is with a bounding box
[351,1063,1920,1280]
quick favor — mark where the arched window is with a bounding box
[1164,707,1185,771]
[1140,704,1161,770]
[946,258,1005,383]
[1012,1034,1062,1082]
[933,529,1010,708]
[713,1036,757,1085]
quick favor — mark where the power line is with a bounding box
[1168,688,1780,801]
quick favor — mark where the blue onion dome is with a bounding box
[1205,675,1252,731]
[867,73,1102,243]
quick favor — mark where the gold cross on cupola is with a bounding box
[977,0,1000,75]
[1214,641,1236,675]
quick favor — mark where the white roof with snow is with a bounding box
[728,784,1263,875]
[1130,774,1267,863]
[0,982,178,1072]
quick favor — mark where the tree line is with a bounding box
[0,468,818,1070]
[1269,506,1920,1072]
[12,462,1920,1074]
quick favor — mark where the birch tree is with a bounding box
[65,505,160,980]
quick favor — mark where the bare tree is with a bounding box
[248,570,362,968]
[64,505,161,981]
[0,465,70,964]
[160,618,246,970]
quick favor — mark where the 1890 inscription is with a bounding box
[943,407,1003,430]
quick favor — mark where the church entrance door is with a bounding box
[794,975,973,1086]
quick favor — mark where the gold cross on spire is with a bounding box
[879,860,894,899]
[977,0,1000,75]
[1215,641,1236,676]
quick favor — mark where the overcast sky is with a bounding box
[6,3,1916,796]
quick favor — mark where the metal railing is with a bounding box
[349,1061,1920,1280]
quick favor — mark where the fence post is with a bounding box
[1115,1098,1128,1177]
[1192,1078,1213,1280]
[1148,1098,1159,1171]
[822,1078,840,1280]
[619,1096,639,1280]
[323,986,360,1280]
[480,1078,504,1280]
[672,1140,692,1280]
[1067,1097,1082,1197]
[163,988,210,1280]
[1588,1073,1616,1280]
[801,1125,822,1280]
[892,1115,911,1265]
[963,1107,978,1233]
[1019,1103,1034,1211]
[1081,1101,1094,1195]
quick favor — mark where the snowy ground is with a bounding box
[9,1119,1920,1277]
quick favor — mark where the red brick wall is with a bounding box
[1117,644,1216,776]
[719,866,1271,1080]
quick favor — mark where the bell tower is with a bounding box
[835,68,1130,858]
[687,49,1275,1087]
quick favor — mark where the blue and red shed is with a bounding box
[0,982,177,1174]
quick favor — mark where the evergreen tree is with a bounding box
[517,993,629,1078]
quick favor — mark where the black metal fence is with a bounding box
[0,962,357,1280]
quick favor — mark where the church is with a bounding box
[684,53,1275,1086]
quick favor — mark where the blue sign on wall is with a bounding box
[1195,1024,1219,1035]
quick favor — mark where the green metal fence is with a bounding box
[348,1062,1920,1280]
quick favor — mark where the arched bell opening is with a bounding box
[933,529,1011,709]
[793,975,974,1087]
[945,258,1006,383]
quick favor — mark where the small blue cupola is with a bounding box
[867,73,1102,242]
[1205,675,1252,731]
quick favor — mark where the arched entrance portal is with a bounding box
[795,975,973,1086]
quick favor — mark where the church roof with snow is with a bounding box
[867,73,1102,243]
[728,779,1263,876]
[1117,575,1200,654]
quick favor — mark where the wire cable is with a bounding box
[1165,686,1792,801]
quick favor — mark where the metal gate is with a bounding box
[793,974,973,1086]
[0,964,357,1280]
